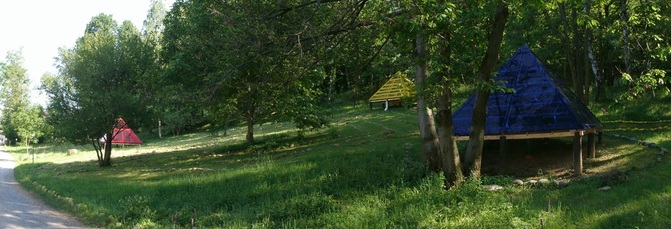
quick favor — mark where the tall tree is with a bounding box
[558,2,586,103]
[13,105,46,145]
[584,0,604,102]
[414,29,442,172]
[620,0,631,75]
[434,27,464,186]
[44,14,151,166]
[161,0,376,143]
[387,1,506,186]
[0,50,43,144]
[143,0,167,48]
[462,3,509,177]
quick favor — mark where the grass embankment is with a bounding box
[7,104,671,228]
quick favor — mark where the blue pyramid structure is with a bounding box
[452,45,603,137]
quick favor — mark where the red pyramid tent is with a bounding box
[108,118,143,145]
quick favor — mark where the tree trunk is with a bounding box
[173,124,181,136]
[245,112,255,144]
[414,31,441,172]
[584,55,591,105]
[584,0,603,102]
[463,4,509,177]
[572,6,588,103]
[621,0,631,75]
[435,35,464,187]
[559,3,584,102]
[100,131,113,167]
[436,90,463,186]
[92,139,103,165]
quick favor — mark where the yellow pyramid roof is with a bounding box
[368,74,415,103]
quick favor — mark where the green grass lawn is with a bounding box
[6,104,671,228]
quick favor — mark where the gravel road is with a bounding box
[0,150,87,228]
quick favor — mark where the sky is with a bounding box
[0,0,174,106]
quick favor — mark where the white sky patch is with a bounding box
[0,0,175,106]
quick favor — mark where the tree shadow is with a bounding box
[550,156,671,227]
[13,117,428,227]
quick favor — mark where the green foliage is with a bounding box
[13,105,46,145]
[20,0,671,225]
[475,79,517,94]
[620,70,670,99]
[142,0,167,48]
[161,1,363,142]
[8,104,671,228]
[0,50,47,144]
[43,14,156,165]
[609,1,671,100]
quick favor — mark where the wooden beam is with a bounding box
[573,131,583,175]
[455,131,574,141]
[454,129,602,141]
[369,98,402,103]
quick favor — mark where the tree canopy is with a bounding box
[43,13,153,166]
[0,50,45,146]
[29,0,671,176]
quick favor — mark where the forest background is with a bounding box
[0,0,669,194]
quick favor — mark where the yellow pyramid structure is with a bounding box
[368,73,415,109]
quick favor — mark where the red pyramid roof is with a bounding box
[110,118,143,145]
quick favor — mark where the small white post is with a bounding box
[384,100,389,111]
[158,119,162,138]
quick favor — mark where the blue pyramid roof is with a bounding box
[453,45,603,136]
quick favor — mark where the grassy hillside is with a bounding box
[7,104,671,228]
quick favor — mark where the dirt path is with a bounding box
[0,150,87,228]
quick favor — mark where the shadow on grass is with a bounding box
[497,133,668,228]
[18,103,671,227]
[549,155,671,228]
[14,113,428,227]
[126,133,424,226]
[587,146,651,169]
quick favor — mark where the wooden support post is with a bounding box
[573,131,583,175]
[588,133,596,159]
[499,136,507,174]
[369,102,373,110]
